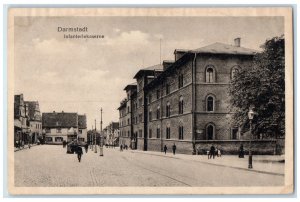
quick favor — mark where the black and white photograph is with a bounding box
[7,7,293,195]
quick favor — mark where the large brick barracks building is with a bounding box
[118,38,283,154]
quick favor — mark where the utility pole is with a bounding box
[159,38,162,65]
[91,125,93,150]
[94,119,97,153]
[100,108,104,156]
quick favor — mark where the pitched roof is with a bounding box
[42,112,78,128]
[133,64,163,79]
[142,64,163,71]
[124,82,137,91]
[78,115,87,129]
[190,42,257,55]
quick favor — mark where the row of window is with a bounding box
[30,123,42,129]
[146,66,240,105]
[206,65,240,83]
[120,124,239,140]
[148,126,185,140]
[123,94,217,126]
[121,66,240,117]
[45,128,83,134]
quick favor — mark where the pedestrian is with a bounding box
[76,146,83,162]
[239,144,244,158]
[163,145,167,154]
[84,143,88,153]
[172,143,176,155]
[217,149,221,157]
[28,143,31,149]
[120,144,123,151]
[209,145,216,159]
[207,150,210,159]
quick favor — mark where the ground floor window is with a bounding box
[78,138,85,142]
[178,126,184,140]
[156,128,160,138]
[149,129,152,138]
[206,124,215,140]
[46,137,53,142]
[55,137,63,142]
[138,130,143,138]
[231,128,239,140]
[166,127,170,139]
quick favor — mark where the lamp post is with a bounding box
[91,125,94,151]
[99,108,104,156]
[248,107,255,169]
[94,119,97,153]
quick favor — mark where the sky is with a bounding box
[14,16,284,129]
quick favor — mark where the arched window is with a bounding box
[207,96,214,112]
[206,66,216,83]
[166,102,170,117]
[178,96,184,114]
[156,106,160,119]
[206,124,215,140]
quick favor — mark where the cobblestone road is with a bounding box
[14,145,284,187]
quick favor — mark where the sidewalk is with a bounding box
[125,149,285,176]
[14,144,39,152]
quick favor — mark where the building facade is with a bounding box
[14,94,30,146]
[42,111,87,144]
[25,101,42,143]
[78,115,88,142]
[104,122,119,146]
[118,38,282,154]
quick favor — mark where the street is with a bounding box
[14,145,284,187]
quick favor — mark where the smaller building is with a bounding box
[104,122,119,146]
[42,111,87,144]
[78,114,88,142]
[25,101,42,143]
[14,94,30,146]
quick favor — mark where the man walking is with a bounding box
[76,146,83,162]
[84,143,88,153]
[172,143,176,155]
[163,145,167,154]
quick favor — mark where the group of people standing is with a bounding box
[207,145,222,159]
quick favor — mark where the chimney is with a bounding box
[234,38,241,47]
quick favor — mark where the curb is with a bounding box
[128,150,284,177]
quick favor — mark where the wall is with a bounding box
[195,140,281,155]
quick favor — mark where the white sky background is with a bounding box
[14,16,284,129]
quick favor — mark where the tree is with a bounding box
[229,35,285,137]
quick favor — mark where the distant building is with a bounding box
[42,111,87,144]
[118,38,282,154]
[78,115,88,142]
[104,122,119,146]
[25,101,42,143]
[14,94,30,146]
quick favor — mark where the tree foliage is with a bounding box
[229,36,285,137]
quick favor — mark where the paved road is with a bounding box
[14,145,284,187]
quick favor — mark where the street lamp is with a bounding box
[248,107,255,169]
